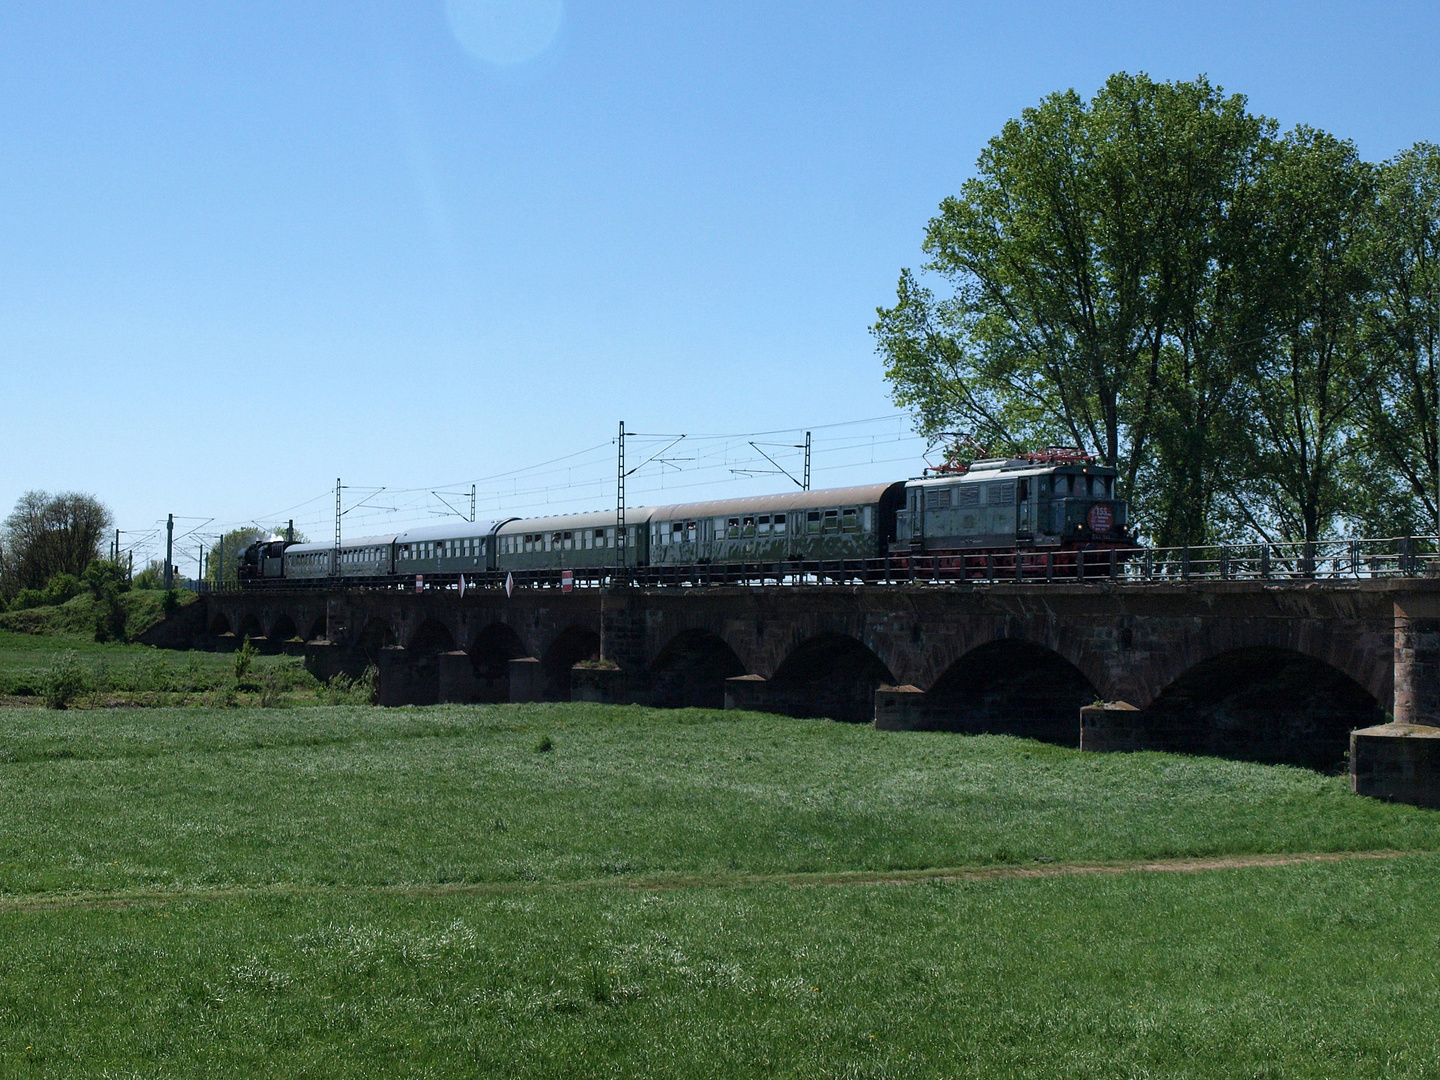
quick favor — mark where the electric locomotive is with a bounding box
[892,447,1130,575]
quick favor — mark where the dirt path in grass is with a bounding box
[0,850,1421,913]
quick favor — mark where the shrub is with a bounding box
[535,735,554,753]
[41,651,85,710]
[233,637,258,682]
[82,560,130,599]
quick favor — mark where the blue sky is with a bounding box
[3,1,1438,562]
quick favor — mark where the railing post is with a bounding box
[1401,535,1414,576]
[1143,549,1152,580]
[1109,548,1117,579]
[1181,547,1190,581]
[1260,547,1270,578]
[1219,546,1229,580]
[1046,551,1053,583]
[1302,541,1315,578]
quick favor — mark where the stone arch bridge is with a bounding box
[190,580,1440,770]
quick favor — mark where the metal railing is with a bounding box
[215,535,1440,594]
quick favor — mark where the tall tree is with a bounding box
[874,73,1271,544]
[1226,128,1376,543]
[1352,143,1440,535]
[1,491,113,596]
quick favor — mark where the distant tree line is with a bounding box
[874,72,1440,547]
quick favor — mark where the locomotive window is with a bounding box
[742,516,756,538]
[757,515,770,535]
[958,485,979,507]
[806,511,821,535]
[989,481,1016,505]
[823,509,840,534]
[924,487,951,511]
[841,508,858,533]
[727,517,740,539]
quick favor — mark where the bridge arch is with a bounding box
[925,638,1097,746]
[209,612,232,636]
[541,626,601,701]
[237,613,263,641]
[305,614,328,642]
[1143,646,1385,771]
[407,619,455,656]
[769,632,896,723]
[268,614,298,642]
[649,629,746,709]
[358,617,395,661]
[468,622,528,702]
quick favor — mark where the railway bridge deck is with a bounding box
[188,578,1440,771]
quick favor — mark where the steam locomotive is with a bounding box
[239,448,1130,585]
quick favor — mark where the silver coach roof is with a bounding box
[285,533,398,555]
[495,508,653,536]
[395,520,503,544]
[647,482,902,523]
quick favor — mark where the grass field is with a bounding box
[0,630,328,705]
[1,702,1438,1077]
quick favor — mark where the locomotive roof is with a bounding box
[647,482,904,522]
[908,458,1116,486]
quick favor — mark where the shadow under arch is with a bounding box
[407,619,456,656]
[305,615,328,642]
[358,618,395,662]
[469,622,528,702]
[541,626,601,702]
[268,614,298,642]
[209,613,232,636]
[237,613,263,641]
[1143,646,1385,771]
[769,632,896,723]
[926,638,1097,747]
[649,629,746,709]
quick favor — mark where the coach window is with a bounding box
[823,509,840,534]
[563,531,574,550]
[726,517,740,539]
[772,515,787,536]
[742,516,756,538]
[841,508,858,533]
[756,515,770,535]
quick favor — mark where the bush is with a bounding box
[82,560,130,599]
[41,651,84,709]
[11,572,84,611]
[233,637,258,682]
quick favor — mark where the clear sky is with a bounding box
[3,1,1438,563]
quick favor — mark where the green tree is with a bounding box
[1352,143,1440,535]
[1226,128,1376,543]
[1,491,112,599]
[874,72,1271,545]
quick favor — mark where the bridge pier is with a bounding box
[1393,597,1440,726]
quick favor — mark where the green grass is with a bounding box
[0,629,319,703]
[1,703,1438,1076]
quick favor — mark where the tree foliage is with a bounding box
[1,491,112,599]
[876,73,1440,545]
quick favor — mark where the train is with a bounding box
[238,448,1131,586]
